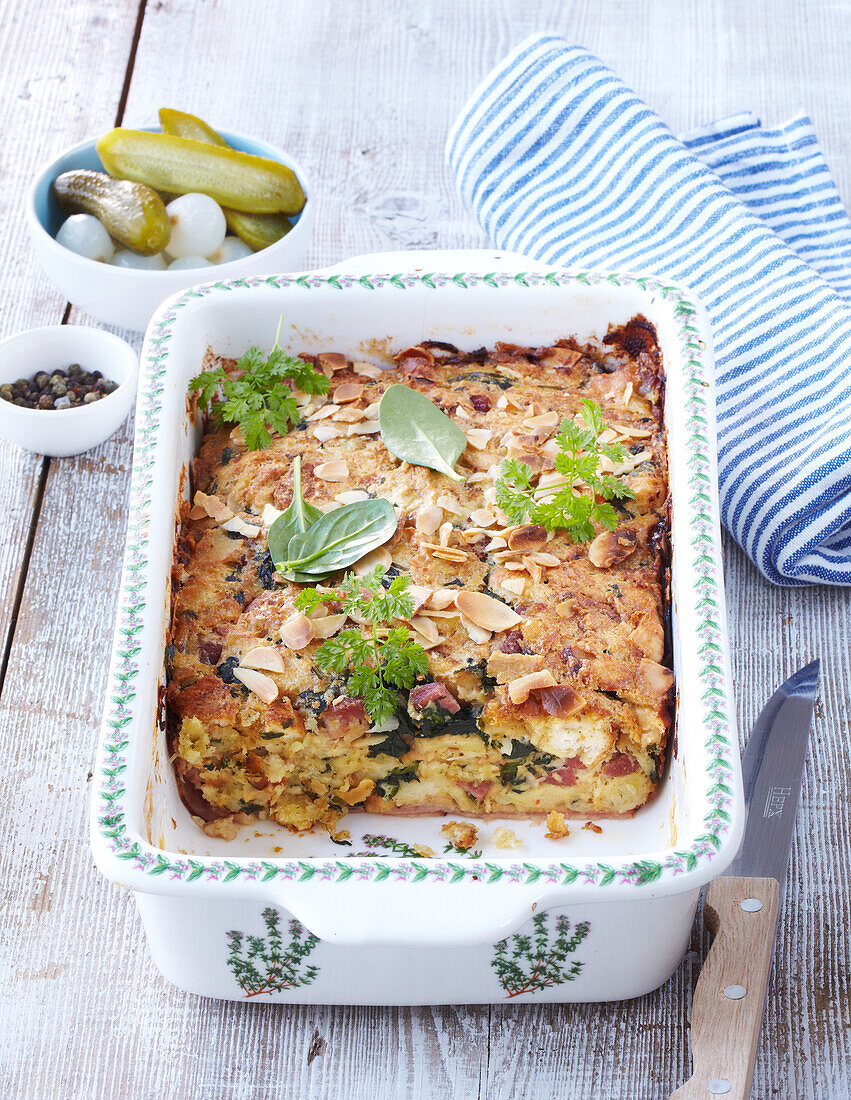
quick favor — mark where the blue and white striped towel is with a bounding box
[447,35,851,586]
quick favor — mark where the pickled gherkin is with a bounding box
[53,170,170,255]
[159,108,293,249]
[96,129,305,215]
[224,208,291,250]
[158,108,228,148]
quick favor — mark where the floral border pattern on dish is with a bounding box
[96,269,734,887]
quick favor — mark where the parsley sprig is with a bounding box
[188,320,329,450]
[495,399,636,542]
[295,568,429,724]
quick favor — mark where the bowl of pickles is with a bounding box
[26,110,314,332]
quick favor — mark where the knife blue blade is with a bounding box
[725,659,820,893]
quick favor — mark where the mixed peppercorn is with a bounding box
[0,364,118,410]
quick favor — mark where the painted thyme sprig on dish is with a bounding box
[495,399,636,542]
[491,913,590,998]
[295,568,429,724]
[226,908,320,997]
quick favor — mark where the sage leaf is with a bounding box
[282,498,397,578]
[378,383,466,482]
[268,456,323,577]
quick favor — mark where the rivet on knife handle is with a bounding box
[671,876,780,1100]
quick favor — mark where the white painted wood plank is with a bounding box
[0,0,141,659]
[1,1,849,1098]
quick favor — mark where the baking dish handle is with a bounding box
[270,881,551,947]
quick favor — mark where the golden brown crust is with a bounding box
[167,322,671,836]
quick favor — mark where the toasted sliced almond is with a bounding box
[335,489,370,504]
[492,549,522,562]
[188,504,207,520]
[410,615,440,643]
[416,503,443,535]
[332,406,365,423]
[280,612,315,649]
[311,613,348,639]
[529,551,560,567]
[438,521,453,547]
[523,410,560,433]
[229,426,246,445]
[317,352,348,373]
[348,420,380,435]
[222,515,261,538]
[428,588,458,610]
[307,403,339,421]
[436,494,464,516]
[454,590,522,632]
[437,499,463,519]
[454,405,473,419]
[485,536,508,552]
[496,394,509,410]
[233,666,279,704]
[313,423,344,442]
[609,423,653,438]
[353,546,392,575]
[467,472,490,483]
[405,585,431,611]
[457,528,487,544]
[504,390,526,410]
[588,528,638,569]
[261,503,284,527]
[507,524,548,551]
[507,669,557,704]
[412,633,444,651]
[353,361,384,378]
[315,460,349,482]
[470,508,496,527]
[501,574,527,597]
[486,651,543,683]
[291,388,313,407]
[501,561,527,572]
[465,428,492,450]
[363,400,381,417]
[536,471,564,490]
[460,615,492,644]
[240,646,285,674]
[521,555,543,583]
[418,608,460,619]
[333,382,364,403]
[193,491,234,523]
[622,382,633,406]
[427,546,468,563]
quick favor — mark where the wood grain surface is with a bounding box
[0,1,849,1098]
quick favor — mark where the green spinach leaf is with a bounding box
[268,456,323,579]
[280,498,397,579]
[378,383,467,482]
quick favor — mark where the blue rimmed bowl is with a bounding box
[26,127,314,332]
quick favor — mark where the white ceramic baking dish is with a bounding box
[91,249,743,1004]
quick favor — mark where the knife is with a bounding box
[671,659,820,1100]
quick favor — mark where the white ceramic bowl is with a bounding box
[0,325,137,457]
[26,127,314,332]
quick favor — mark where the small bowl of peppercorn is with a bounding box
[0,325,137,457]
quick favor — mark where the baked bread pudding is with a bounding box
[167,321,672,839]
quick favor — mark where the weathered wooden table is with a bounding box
[1,2,849,1096]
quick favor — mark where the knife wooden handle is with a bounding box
[671,876,780,1100]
